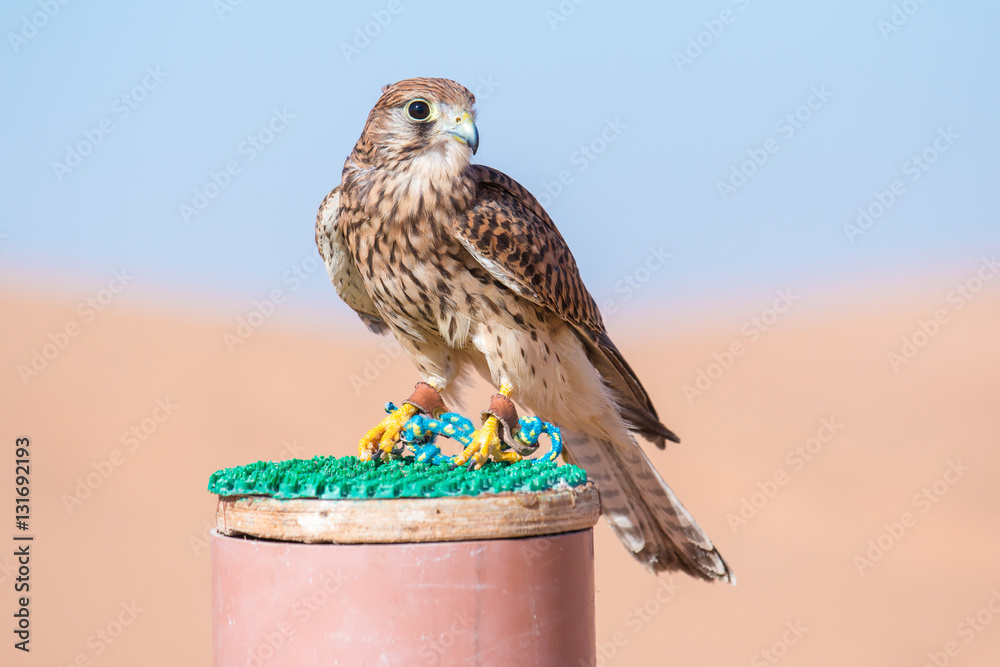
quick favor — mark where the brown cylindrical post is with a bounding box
[211,485,600,666]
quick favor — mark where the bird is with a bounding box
[315,77,733,583]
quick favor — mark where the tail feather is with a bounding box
[561,429,735,584]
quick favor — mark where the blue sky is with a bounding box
[2,0,997,329]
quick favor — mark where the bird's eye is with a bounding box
[405,99,432,121]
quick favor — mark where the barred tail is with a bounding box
[562,429,735,584]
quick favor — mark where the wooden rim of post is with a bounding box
[215,482,601,544]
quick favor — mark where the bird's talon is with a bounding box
[451,415,508,470]
[358,402,419,460]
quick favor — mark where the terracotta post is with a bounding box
[211,485,601,666]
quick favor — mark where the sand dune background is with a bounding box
[1,278,998,666]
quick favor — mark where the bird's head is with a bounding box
[352,78,478,174]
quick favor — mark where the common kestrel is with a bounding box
[316,78,733,582]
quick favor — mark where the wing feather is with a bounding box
[315,186,388,334]
[451,165,676,445]
[454,165,605,334]
[587,333,680,447]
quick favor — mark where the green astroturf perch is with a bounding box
[208,409,586,499]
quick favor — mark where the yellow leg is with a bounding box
[358,402,418,461]
[453,385,522,469]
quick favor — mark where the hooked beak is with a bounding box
[447,111,479,155]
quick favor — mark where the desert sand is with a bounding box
[1,280,998,666]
